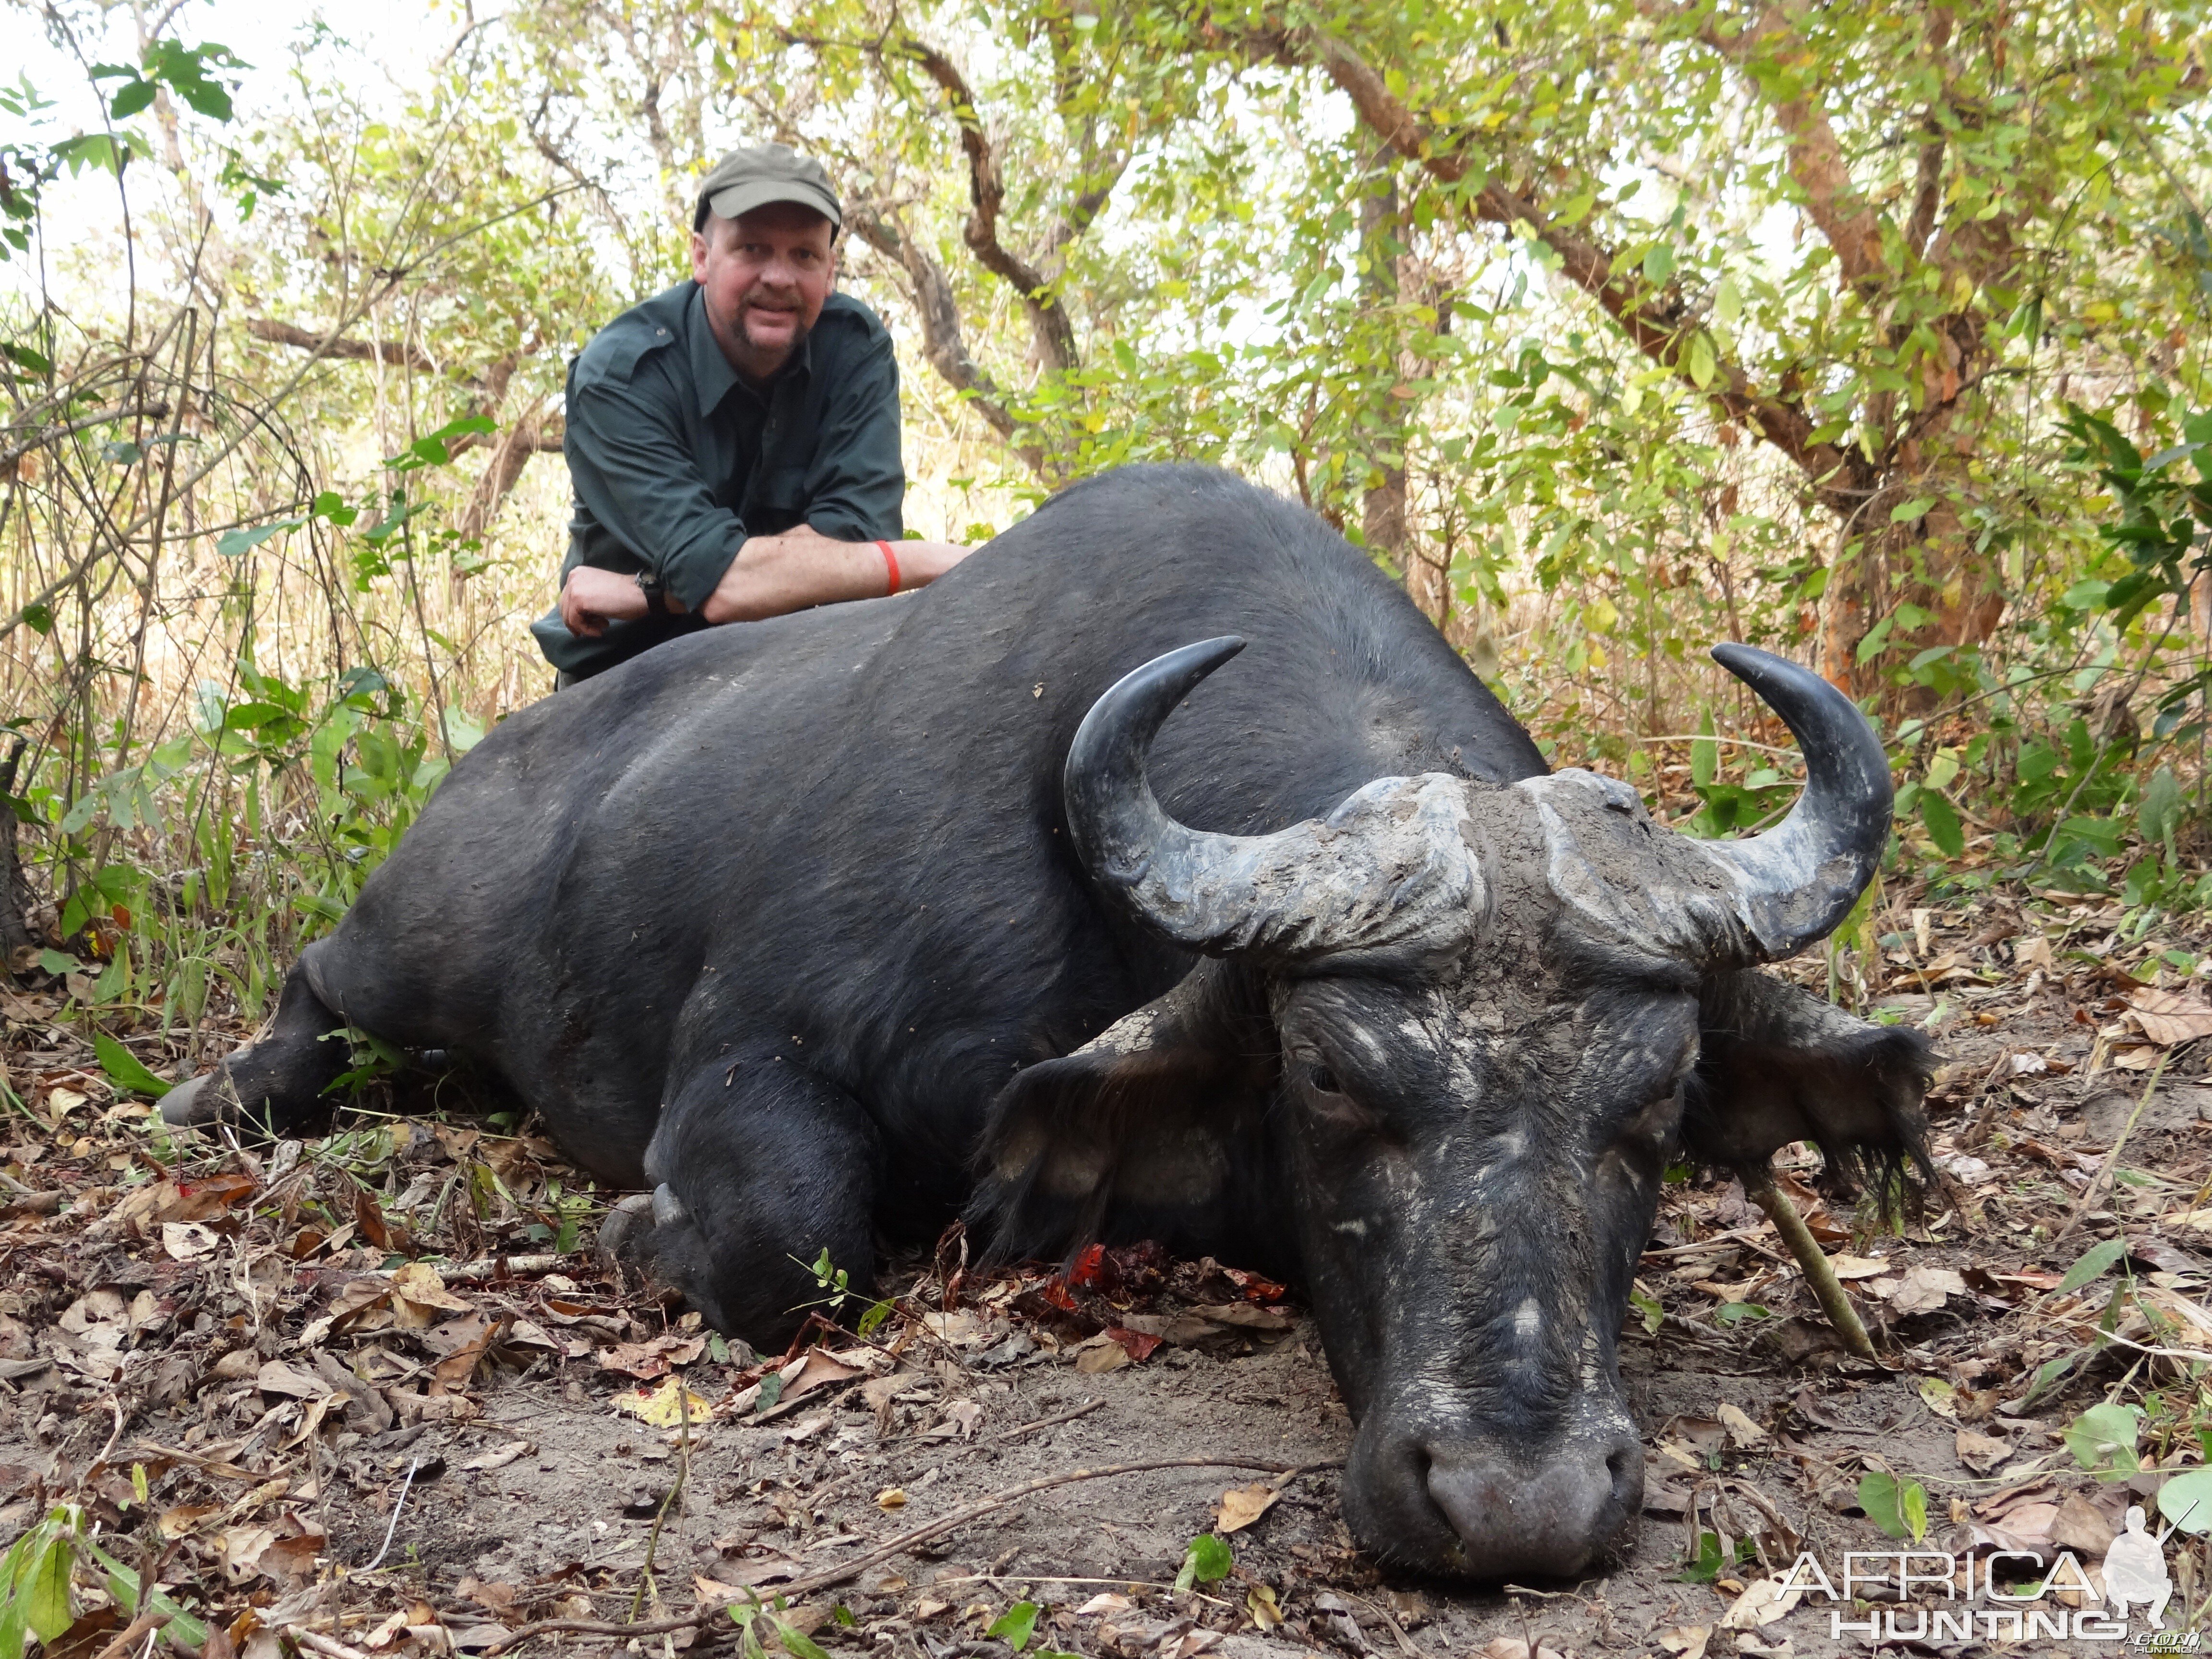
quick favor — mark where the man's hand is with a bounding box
[562,565,654,637]
[701,529,976,624]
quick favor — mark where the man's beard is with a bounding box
[735,305,810,377]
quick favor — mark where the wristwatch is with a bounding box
[635,570,670,615]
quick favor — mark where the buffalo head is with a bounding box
[979,639,1929,1580]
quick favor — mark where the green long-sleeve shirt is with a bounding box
[532,280,905,679]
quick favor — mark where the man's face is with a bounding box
[691,201,837,382]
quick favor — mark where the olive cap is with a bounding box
[696,143,842,230]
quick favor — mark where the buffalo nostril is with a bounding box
[1605,1445,1637,1500]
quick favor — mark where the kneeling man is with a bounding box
[535,142,970,682]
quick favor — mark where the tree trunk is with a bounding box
[0,741,45,976]
[1359,160,1434,625]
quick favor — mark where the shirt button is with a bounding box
[656,327,668,336]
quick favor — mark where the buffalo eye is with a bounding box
[1307,1062,1343,1095]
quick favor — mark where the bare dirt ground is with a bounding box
[5,888,2212,1659]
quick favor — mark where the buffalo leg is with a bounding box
[599,1053,879,1346]
[160,959,350,1132]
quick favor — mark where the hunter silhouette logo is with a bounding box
[2104,1505,2174,1630]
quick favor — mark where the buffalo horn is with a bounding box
[1063,637,1485,960]
[1698,643,1893,959]
[1063,637,1266,951]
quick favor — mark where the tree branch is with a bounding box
[845,204,1050,478]
[1671,1,1891,291]
[1254,26,1858,500]
[897,36,1082,375]
[457,405,564,542]
[246,318,437,374]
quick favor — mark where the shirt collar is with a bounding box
[686,283,740,420]
[687,283,817,418]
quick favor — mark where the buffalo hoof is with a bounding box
[598,1184,728,1328]
[159,1072,226,1128]
[597,1191,658,1264]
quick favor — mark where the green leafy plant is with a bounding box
[986,1602,1042,1651]
[1628,1286,1664,1335]
[92,1033,171,1100]
[2062,1402,2143,1481]
[728,1595,831,1659]
[794,1249,895,1336]
[2059,1237,2130,1293]
[1677,1529,1759,1583]
[0,1504,207,1659]
[2158,1467,2212,1537]
[1858,1472,1929,1542]
[1174,1533,1234,1592]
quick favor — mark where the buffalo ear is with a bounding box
[970,959,1275,1261]
[1685,970,1936,1209]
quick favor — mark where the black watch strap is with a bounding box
[636,571,670,616]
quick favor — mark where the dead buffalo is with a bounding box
[165,463,1928,1580]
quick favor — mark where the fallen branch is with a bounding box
[290,1629,373,1659]
[484,1454,1338,1653]
[1746,1176,1880,1362]
[976,1395,1105,1447]
[440,1252,574,1283]
[89,1611,169,1659]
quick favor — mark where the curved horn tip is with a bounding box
[1710,641,1830,692]
[1147,635,1248,687]
[1697,640,1894,960]
[1708,642,1888,781]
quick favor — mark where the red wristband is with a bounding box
[875,539,901,596]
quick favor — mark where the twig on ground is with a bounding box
[978,1396,1105,1447]
[1745,1177,1879,1362]
[630,1367,694,1622]
[1339,1588,1427,1659]
[92,1394,126,1467]
[88,1611,168,1659]
[1639,1225,1776,1259]
[439,1253,574,1283]
[486,1454,1340,1654]
[2056,1054,2168,1243]
[290,1629,374,1659]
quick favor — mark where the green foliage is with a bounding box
[986,1602,1041,1651]
[91,41,246,124]
[2063,1402,2143,1481]
[0,1504,207,1659]
[1628,1286,1664,1335]
[2159,1467,2212,1536]
[1174,1533,1234,1592]
[92,1032,170,1099]
[796,1249,895,1335]
[2059,1237,2130,1293]
[1858,1472,1929,1542]
[728,1597,831,1659]
[1677,1529,1759,1583]
[2060,409,2212,637]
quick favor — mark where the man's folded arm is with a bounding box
[565,379,745,613]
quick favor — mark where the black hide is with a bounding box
[169,464,1932,1582]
